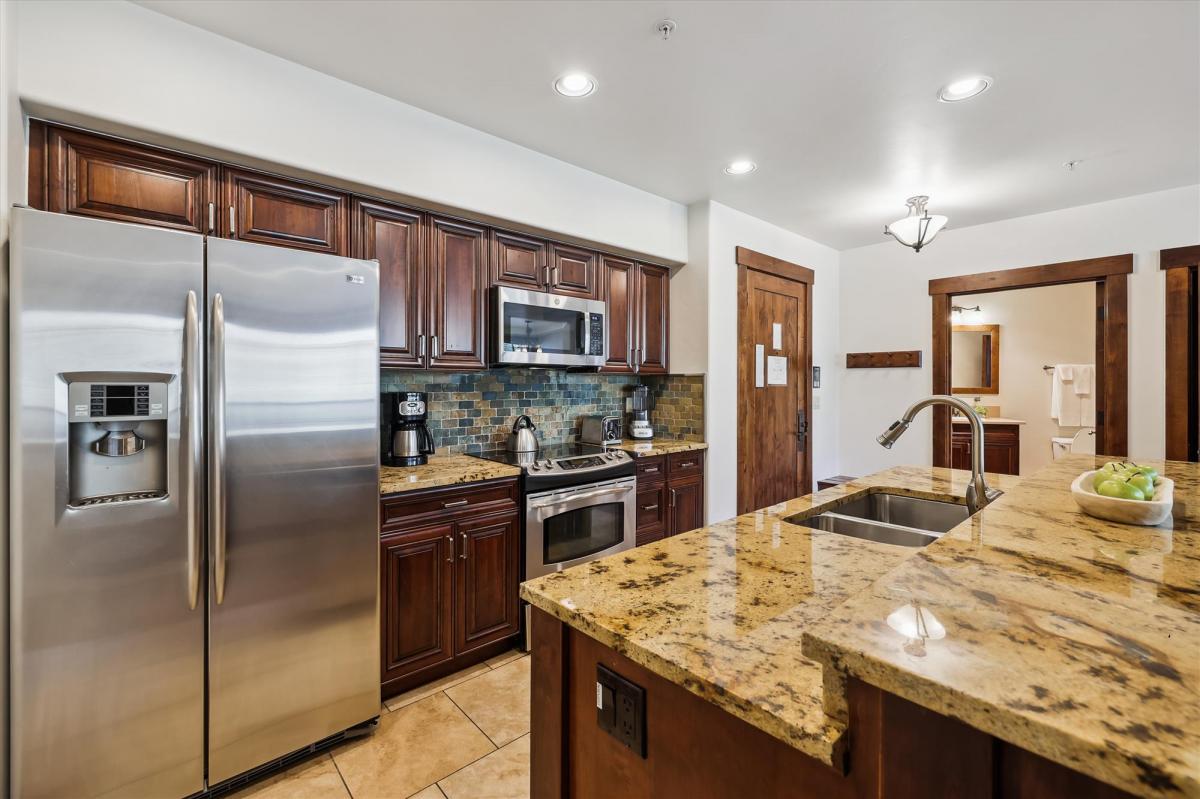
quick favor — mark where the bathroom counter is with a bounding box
[952,416,1026,425]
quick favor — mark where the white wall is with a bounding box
[14,0,687,264]
[839,185,1200,477]
[677,201,841,524]
[951,284,1096,476]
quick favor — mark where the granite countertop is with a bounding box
[952,415,1027,425]
[605,439,708,458]
[521,457,1199,797]
[380,454,520,495]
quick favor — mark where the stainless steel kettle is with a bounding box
[508,414,539,453]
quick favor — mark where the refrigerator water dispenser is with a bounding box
[66,376,170,507]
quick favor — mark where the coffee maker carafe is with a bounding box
[382,391,436,466]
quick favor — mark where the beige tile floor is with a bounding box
[231,649,531,799]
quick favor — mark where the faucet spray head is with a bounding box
[877,419,910,449]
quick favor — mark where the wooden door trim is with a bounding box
[736,246,815,285]
[1163,246,1199,461]
[930,256,1130,466]
[928,254,1132,296]
[737,256,815,511]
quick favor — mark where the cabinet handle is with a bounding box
[642,466,659,473]
[418,334,426,357]
[679,461,696,468]
[642,504,659,511]
[228,206,236,236]
[446,534,454,563]
[432,335,439,358]
[670,488,677,508]
[552,266,560,285]
[207,202,215,234]
[460,532,468,559]
[443,499,469,508]
[543,265,551,285]
[636,347,643,366]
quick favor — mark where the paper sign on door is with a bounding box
[772,323,782,350]
[767,355,787,386]
[755,345,765,388]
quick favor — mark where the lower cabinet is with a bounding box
[380,478,520,696]
[951,422,1021,475]
[635,450,706,545]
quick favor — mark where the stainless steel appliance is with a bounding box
[508,414,539,452]
[383,391,436,466]
[491,286,606,367]
[579,414,622,446]
[9,207,381,798]
[627,385,655,440]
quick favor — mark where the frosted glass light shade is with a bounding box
[884,196,948,253]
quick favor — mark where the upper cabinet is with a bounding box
[600,257,670,374]
[636,264,670,374]
[491,231,548,291]
[548,243,598,299]
[600,255,637,372]
[428,217,488,370]
[354,199,425,368]
[224,167,349,255]
[29,121,218,235]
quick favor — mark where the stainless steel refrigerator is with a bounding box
[9,207,381,798]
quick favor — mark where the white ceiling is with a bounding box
[137,0,1199,250]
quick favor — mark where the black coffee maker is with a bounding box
[381,391,436,466]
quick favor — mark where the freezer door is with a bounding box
[206,238,380,784]
[9,208,206,798]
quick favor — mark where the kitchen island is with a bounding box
[521,455,1198,798]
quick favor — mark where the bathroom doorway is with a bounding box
[929,254,1131,467]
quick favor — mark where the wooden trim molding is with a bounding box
[1161,244,1200,271]
[1164,258,1198,461]
[928,254,1133,296]
[845,351,923,369]
[931,294,953,467]
[736,246,815,285]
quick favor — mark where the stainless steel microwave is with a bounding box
[491,286,606,367]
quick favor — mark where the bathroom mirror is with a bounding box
[951,324,1000,394]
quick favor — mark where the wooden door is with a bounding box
[454,512,520,655]
[668,478,704,536]
[381,524,455,685]
[549,243,598,299]
[428,216,488,370]
[600,255,637,372]
[32,122,218,235]
[492,230,548,290]
[354,199,425,367]
[737,262,812,513]
[225,167,349,255]
[636,264,670,374]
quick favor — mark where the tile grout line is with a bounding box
[385,662,497,712]
[443,690,503,750]
[328,750,355,799]
[434,730,532,792]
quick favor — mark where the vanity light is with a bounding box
[937,75,992,103]
[553,72,596,98]
[884,195,948,253]
[724,160,757,175]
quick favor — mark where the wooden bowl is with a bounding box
[1070,471,1174,527]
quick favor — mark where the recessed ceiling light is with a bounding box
[724,160,757,175]
[937,75,992,103]
[553,72,596,98]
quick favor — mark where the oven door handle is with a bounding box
[528,484,633,512]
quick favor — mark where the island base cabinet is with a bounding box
[530,609,1135,799]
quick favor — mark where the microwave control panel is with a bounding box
[588,313,604,356]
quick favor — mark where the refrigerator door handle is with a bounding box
[185,290,202,610]
[211,292,228,605]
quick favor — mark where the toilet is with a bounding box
[1051,428,1096,459]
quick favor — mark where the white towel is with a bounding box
[1073,364,1094,396]
[1051,365,1082,426]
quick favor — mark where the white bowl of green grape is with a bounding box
[1070,461,1174,526]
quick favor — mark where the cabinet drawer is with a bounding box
[635,485,667,531]
[667,450,704,478]
[382,479,518,530]
[636,528,666,548]
[635,456,666,481]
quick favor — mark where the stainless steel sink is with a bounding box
[788,492,969,547]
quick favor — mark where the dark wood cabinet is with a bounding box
[549,243,598,299]
[429,217,488,370]
[633,450,705,544]
[380,479,520,695]
[600,255,637,372]
[380,523,455,685]
[491,230,549,290]
[455,512,521,655]
[637,263,671,374]
[225,167,349,255]
[353,199,425,367]
[951,421,1021,475]
[29,121,218,235]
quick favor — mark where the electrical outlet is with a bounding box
[596,664,646,757]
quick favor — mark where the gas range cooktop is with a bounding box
[474,442,633,490]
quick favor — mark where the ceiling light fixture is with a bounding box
[937,75,992,103]
[884,195,948,253]
[553,72,596,98]
[724,160,757,175]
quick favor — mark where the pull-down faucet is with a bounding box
[877,395,1002,515]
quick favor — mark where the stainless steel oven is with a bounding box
[492,286,606,367]
[525,476,636,581]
